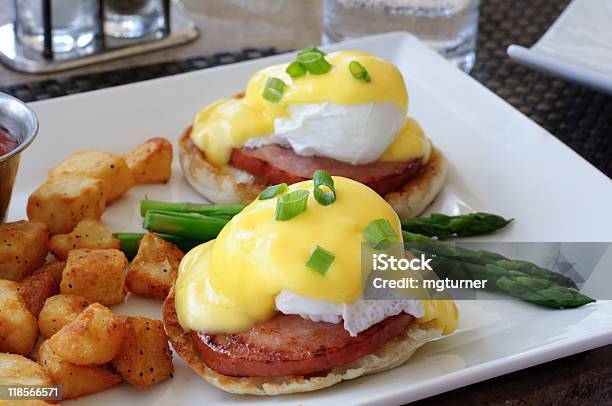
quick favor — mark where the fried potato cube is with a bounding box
[60,249,127,305]
[0,354,55,404]
[33,260,66,291]
[48,150,134,203]
[49,220,120,260]
[38,340,120,400]
[111,316,173,388]
[49,303,125,365]
[27,175,106,235]
[17,260,65,318]
[0,221,49,281]
[124,137,173,184]
[38,294,89,339]
[18,272,57,317]
[126,232,183,300]
[0,352,52,386]
[0,280,38,355]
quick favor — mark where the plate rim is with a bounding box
[9,31,612,404]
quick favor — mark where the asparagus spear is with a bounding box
[113,232,142,259]
[403,231,578,289]
[401,212,512,239]
[143,210,229,241]
[420,252,593,308]
[406,233,593,308]
[113,232,201,259]
[140,199,245,219]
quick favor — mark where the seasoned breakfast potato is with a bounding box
[49,303,125,365]
[38,294,89,339]
[33,260,66,291]
[48,150,134,203]
[60,249,127,305]
[127,232,183,300]
[0,220,49,281]
[38,340,121,400]
[18,271,57,317]
[111,316,173,388]
[27,175,106,235]
[0,280,38,355]
[0,352,52,386]
[124,137,173,184]
[49,219,120,260]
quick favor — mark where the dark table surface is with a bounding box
[1,0,611,404]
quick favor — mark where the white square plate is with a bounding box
[8,32,612,405]
[508,0,612,95]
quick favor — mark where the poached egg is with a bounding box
[174,176,458,336]
[190,51,430,166]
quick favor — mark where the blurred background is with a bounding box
[2,0,481,83]
[0,0,610,180]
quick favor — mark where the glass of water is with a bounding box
[323,0,480,72]
[104,0,166,39]
[12,0,99,54]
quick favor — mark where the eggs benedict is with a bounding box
[179,48,447,219]
[163,174,458,395]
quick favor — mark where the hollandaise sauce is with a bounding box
[190,51,430,166]
[175,177,458,336]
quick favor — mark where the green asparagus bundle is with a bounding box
[404,232,594,308]
[401,212,512,239]
[114,200,243,258]
[113,199,592,308]
[117,201,514,260]
[403,231,577,288]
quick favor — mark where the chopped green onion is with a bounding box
[306,245,335,275]
[259,183,288,200]
[297,51,332,75]
[349,60,371,83]
[286,61,306,78]
[312,169,336,206]
[363,218,400,249]
[298,47,327,57]
[275,190,310,221]
[262,77,286,102]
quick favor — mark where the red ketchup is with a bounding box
[0,128,18,157]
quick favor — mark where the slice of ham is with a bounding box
[230,145,421,195]
[192,313,414,377]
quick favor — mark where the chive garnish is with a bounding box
[259,183,288,200]
[297,49,332,75]
[312,170,336,206]
[349,60,371,83]
[262,77,286,102]
[306,245,335,275]
[286,61,307,78]
[363,218,399,249]
[275,190,309,221]
[299,47,327,57]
